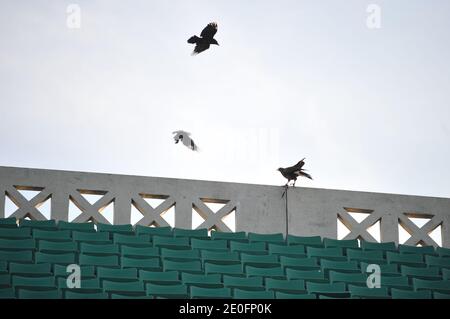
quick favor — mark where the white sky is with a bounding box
[1,0,450,199]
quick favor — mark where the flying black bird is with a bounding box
[187,22,219,55]
[173,130,198,151]
[278,158,313,186]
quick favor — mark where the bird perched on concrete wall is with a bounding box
[173,130,198,151]
[187,22,219,55]
[278,158,313,186]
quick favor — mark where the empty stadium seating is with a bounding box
[0,217,449,299]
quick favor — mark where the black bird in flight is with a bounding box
[187,22,219,55]
[278,158,313,186]
[173,130,198,151]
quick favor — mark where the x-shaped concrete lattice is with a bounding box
[398,213,442,246]
[70,190,114,224]
[5,186,51,220]
[338,208,381,242]
[132,195,175,227]
[192,198,237,232]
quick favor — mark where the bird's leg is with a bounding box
[292,180,296,187]
[281,184,288,198]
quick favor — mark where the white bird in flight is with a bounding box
[173,130,198,151]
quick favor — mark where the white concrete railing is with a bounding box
[0,166,449,247]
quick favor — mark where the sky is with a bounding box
[1,0,450,199]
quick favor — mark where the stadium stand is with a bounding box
[0,217,449,299]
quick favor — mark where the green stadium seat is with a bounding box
[348,284,390,299]
[0,217,17,228]
[36,252,76,265]
[230,241,266,254]
[181,272,222,288]
[223,275,264,290]
[0,250,33,263]
[425,255,450,268]
[248,232,284,244]
[0,287,14,299]
[96,223,134,235]
[12,275,56,289]
[279,256,319,271]
[97,267,138,282]
[360,241,397,253]
[0,238,36,251]
[287,235,322,247]
[38,240,78,254]
[240,253,279,268]
[58,277,101,290]
[443,269,450,280]
[381,275,411,290]
[201,250,240,265]
[265,278,306,293]
[391,288,432,299]
[320,259,360,274]
[113,234,151,247]
[400,265,441,280]
[386,252,424,267]
[233,288,274,299]
[19,219,57,230]
[57,221,95,232]
[135,225,173,237]
[307,247,346,261]
[191,238,228,251]
[9,262,52,276]
[360,262,399,276]
[17,288,60,299]
[0,274,11,287]
[153,236,190,250]
[275,291,316,299]
[79,253,119,267]
[436,246,450,257]
[398,244,435,255]
[121,245,159,258]
[54,264,96,279]
[318,295,351,299]
[146,283,189,298]
[268,244,306,258]
[413,278,450,293]
[73,231,111,244]
[323,238,358,249]
[173,228,209,239]
[285,269,327,283]
[306,281,349,298]
[0,227,31,239]
[140,270,180,285]
[346,248,385,263]
[433,291,450,299]
[204,262,244,275]
[190,286,232,299]
[80,242,120,256]
[121,256,160,270]
[111,293,152,299]
[211,231,247,241]
[65,290,108,299]
[32,229,71,241]
[161,248,200,262]
[163,259,202,273]
[103,280,146,296]
[329,271,367,286]
[246,266,285,279]
[0,261,7,275]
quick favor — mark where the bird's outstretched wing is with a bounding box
[200,22,218,39]
[284,159,305,174]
